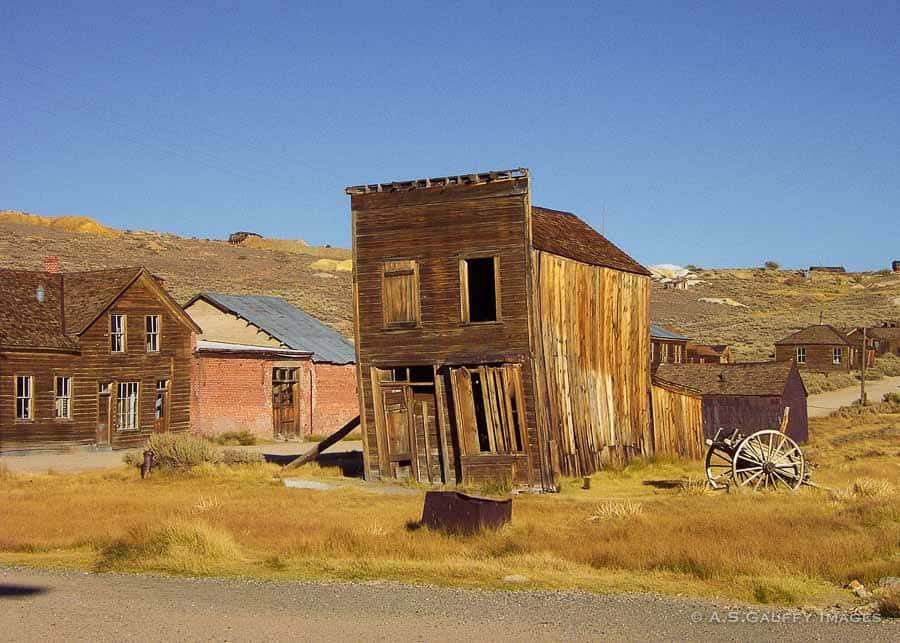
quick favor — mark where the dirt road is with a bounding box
[807,376,900,417]
[0,567,893,642]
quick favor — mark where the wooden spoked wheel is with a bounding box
[732,430,804,491]
[705,443,736,489]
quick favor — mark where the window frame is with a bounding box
[459,254,502,325]
[54,375,73,420]
[155,379,169,420]
[145,314,161,353]
[110,314,127,353]
[796,346,806,364]
[15,375,34,421]
[381,259,421,329]
[116,381,140,431]
[832,346,843,365]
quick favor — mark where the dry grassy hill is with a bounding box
[2,213,899,354]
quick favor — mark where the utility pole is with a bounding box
[860,326,867,405]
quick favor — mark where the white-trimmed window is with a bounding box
[54,376,72,419]
[116,382,139,430]
[110,314,126,353]
[146,315,160,352]
[661,343,670,362]
[833,347,843,365]
[796,347,806,364]
[15,376,34,420]
[650,342,656,362]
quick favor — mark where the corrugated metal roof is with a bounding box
[196,340,312,356]
[194,293,356,364]
[650,323,690,341]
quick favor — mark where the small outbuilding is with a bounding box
[774,324,852,371]
[185,293,357,439]
[686,343,732,364]
[651,323,690,368]
[651,361,808,460]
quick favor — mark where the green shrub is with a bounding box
[764,260,780,270]
[872,353,900,377]
[219,448,264,465]
[213,430,258,446]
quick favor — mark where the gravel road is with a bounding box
[0,567,894,642]
[807,375,900,417]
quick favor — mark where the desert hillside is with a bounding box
[1,212,898,355]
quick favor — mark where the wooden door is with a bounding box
[154,380,170,434]
[96,384,112,447]
[382,386,412,464]
[411,389,438,483]
[272,368,299,438]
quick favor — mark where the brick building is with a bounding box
[774,324,852,372]
[184,293,357,439]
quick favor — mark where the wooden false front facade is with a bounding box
[347,169,652,491]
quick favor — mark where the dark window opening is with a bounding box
[465,257,498,323]
[470,371,491,451]
[386,366,434,384]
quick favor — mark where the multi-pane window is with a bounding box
[54,376,72,419]
[796,347,806,364]
[116,382,139,430]
[460,256,500,323]
[382,260,420,327]
[661,343,670,362]
[110,314,126,352]
[832,347,843,365]
[155,379,168,420]
[15,376,33,420]
[146,315,160,352]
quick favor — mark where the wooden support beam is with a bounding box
[283,415,361,469]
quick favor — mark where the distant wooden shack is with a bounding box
[774,324,852,371]
[651,361,808,460]
[866,323,900,358]
[892,260,899,273]
[686,343,732,364]
[346,168,652,491]
[228,231,262,246]
[808,266,846,273]
[650,324,689,369]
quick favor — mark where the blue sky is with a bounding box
[1,2,898,270]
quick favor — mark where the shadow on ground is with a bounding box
[0,584,47,599]
[262,451,364,477]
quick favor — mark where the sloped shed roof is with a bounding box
[189,293,356,364]
[650,323,690,341]
[531,207,650,276]
[775,325,850,346]
[654,361,799,397]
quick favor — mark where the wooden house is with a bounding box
[863,323,900,358]
[0,263,199,452]
[843,328,877,368]
[650,324,689,368]
[346,168,652,491]
[686,343,732,364]
[774,325,852,371]
[651,361,808,459]
[184,293,357,440]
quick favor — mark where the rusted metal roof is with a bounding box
[650,323,690,341]
[654,361,798,397]
[774,324,850,346]
[531,206,651,276]
[345,168,528,195]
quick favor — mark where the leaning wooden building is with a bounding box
[346,168,652,492]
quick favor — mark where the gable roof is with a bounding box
[654,361,799,397]
[187,293,356,364]
[0,266,199,352]
[650,323,690,341]
[775,324,850,346]
[531,207,650,276]
[688,343,730,357]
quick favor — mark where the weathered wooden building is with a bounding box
[651,361,808,460]
[686,343,732,364]
[868,324,900,358]
[843,328,877,368]
[650,324,689,368]
[184,293,357,439]
[774,324,852,371]
[0,263,199,451]
[347,169,652,491]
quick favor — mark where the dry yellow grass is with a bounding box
[0,412,897,609]
[0,210,120,236]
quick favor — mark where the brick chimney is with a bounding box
[43,255,60,274]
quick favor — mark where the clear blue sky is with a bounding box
[2,2,898,270]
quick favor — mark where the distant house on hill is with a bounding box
[808,266,846,273]
[774,325,852,371]
[686,343,732,364]
[228,231,262,246]
[651,361,808,460]
[1,260,200,452]
[891,260,899,273]
[651,324,690,368]
[184,293,357,439]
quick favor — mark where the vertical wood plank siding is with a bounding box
[649,384,704,459]
[532,251,651,475]
[0,278,193,451]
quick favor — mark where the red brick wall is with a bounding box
[191,355,275,438]
[310,363,359,436]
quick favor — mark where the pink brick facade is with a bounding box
[191,354,358,438]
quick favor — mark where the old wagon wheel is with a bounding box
[705,442,736,489]
[732,430,804,491]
